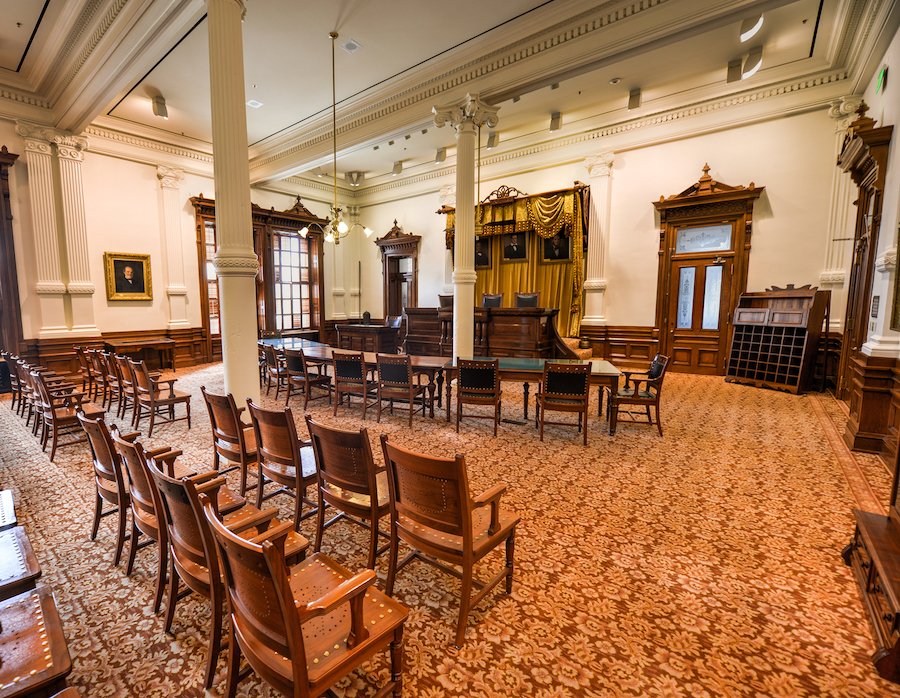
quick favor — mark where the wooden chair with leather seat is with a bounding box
[262,345,289,398]
[455,358,502,436]
[380,435,520,646]
[283,348,331,409]
[535,362,591,445]
[304,415,391,569]
[438,293,454,309]
[147,457,309,690]
[331,351,377,420]
[78,411,137,566]
[1,352,21,414]
[131,358,191,437]
[481,292,504,308]
[610,353,670,437]
[32,369,105,461]
[375,353,429,427]
[247,399,319,532]
[201,386,258,497]
[514,291,541,308]
[200,495,408,698]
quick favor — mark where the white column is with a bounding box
[158,165,190,329]
[16,122,68,338]
[207,0,260,404]
[440,185,456,295]
[821,95,863,333]
[56,134,100,336]
[583,152,614,325]
[433,94,499,359]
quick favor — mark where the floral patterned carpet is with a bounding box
[1,362,899,698]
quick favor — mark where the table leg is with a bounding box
[436,369,444,410]
[522,382,530,420]
[446,370,453,422]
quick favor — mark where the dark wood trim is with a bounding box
[0,146,23,355]
[843,353,897,453]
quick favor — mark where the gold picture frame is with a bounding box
[104,252,152,301]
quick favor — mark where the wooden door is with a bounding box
[667,256,733,374]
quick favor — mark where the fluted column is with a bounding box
[16,122,68,338]
[57,134,100,336]
[207,0,259,403]
[583,152,614,325]
[158,166,190,329]
[821,95,864,332]
[434,94,499,359]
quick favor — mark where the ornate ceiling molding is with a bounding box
[84,125,214,164]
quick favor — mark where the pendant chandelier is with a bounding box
[301,31,373,245]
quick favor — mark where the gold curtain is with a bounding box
[444,189,584,336]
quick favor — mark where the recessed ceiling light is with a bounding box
[246,100,263,108]
[609,77,621,85]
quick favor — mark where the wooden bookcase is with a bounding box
[725,285,829,394]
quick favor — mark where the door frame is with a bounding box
[654,166,764,374]
[374,222,420,319]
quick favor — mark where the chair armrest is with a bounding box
[117,430,141,443]
[150,448,182,476]
[473,483,507,535]
[249,519,293,554]
[192,471,226,488]
[295,568,377,644]
[228,507,279,535]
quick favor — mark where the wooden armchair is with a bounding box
[78,411,137,566]
[455,358,502,436]
[535,362,591,445]
[610,354,670,437]
[284,348,331,409]
[32,370,104,461]
[514,291,541,308]
[375,353,429,426]
[147,458,308,690]
[88,349,110,406]
[331,351,377,420]
[1,352,21,413]
[74,346,95,397]
[247,399,319,532]
[131,358,191,437]
[262,345,289,398]
[438,293,454,309]
[380,435,520,646]
[201,386,257,497]
[200,496,408,698]
[481,292,504,308]
[305,415,390,569]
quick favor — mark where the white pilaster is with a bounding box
[820,95,863,333]
[56,134,100,336]
[207,0,260,404]
[434,94,499,359]
[583,152,614,325]
[16,122,68,338]
[158,165,190,329]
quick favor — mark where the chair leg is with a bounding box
[255,467,265,509]
[505,530,516,594]
[147,405,156,438]
[386,521,400,596]
[367,517,379,570]
[153,538,167,614]
[583,410,588,446]
[455,564,473,647]
[186,401,191,430]
[656,403,663,437]
[49,422,59,462]
[314,488,326,553]
[205,587,224,689]
[114,503,128,567]
[223,624,241,698]
[163,554,179,632]
[125,520,140,575]
[90,492,103,541]
[390,625,405,697]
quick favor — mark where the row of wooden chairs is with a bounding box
[75,347,191,437]
[262,346,431,427]
[80,392,408,698]
[2,352,106,461]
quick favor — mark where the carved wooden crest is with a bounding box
[375,220,421,257]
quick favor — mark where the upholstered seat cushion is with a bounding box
[617,388,656,400]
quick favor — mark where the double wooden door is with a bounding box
[667,255,734,374]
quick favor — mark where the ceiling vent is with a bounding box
[341,39,362,54]
[246,100,263,108]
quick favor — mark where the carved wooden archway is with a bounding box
[375,220,420,318]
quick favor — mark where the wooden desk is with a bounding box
[301,346,446,417]
[0,585,72,698]
[0,527,41,601]
[443,357,621,433]
[105,338,176,371]
[336,325,400,354]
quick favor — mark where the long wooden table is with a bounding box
[105,338,176,371]
[442,357,622,434]
[292,345,446,418]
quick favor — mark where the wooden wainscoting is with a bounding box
[843,353,897,453]
[578,325,659,369]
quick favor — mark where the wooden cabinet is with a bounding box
[725,285,829,394]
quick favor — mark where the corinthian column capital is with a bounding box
[433,93,500,131]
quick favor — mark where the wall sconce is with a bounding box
[549,112,561,132]
[628,88,641,111]
[742,46,763,79]
[726,59,743,83]
[740,14,764,42]
[392,161,402,176]
[152,96,168,119]
[435,148,446,164]
[345,171,364,187]
[486,132,498,149]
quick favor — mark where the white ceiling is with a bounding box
[0,0,892,192]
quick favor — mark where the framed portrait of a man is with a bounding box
[542,232,571,263]
[501,232,528,263]
[474,238,492,269]
[104,252,152,300]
